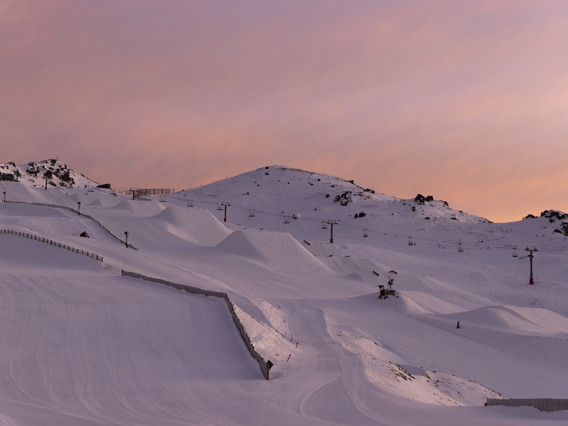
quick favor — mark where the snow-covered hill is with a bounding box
[177,165,489,225]
[1,162,568,425]
[0,159,100,188]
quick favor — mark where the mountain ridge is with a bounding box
[2,160,566,229]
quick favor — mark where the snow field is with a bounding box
[0,245,266,425]
[2,165,568,425]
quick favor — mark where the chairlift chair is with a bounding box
[362,228,368,238]
[458,243,464,253]
[512,246,518,257]
[322,222,328,229]
[249,209,255,218]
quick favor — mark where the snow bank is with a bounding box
[110,198,166,216]
[217,228,328,272]
[331,324,501,407]
[233,304,298,379]
[438,305,568,336]
[399,291,465,315]
[156,206,231,246]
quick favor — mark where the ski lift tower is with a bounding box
[525,247,538,284]
[326,220,339,243]
[220,202,230,222]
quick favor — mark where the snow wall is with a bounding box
[121,270,271,380]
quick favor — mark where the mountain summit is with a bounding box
[178,165,490,227]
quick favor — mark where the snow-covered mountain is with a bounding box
[1,162,568,425]
[178,165,488,224]
[176,165,566,246]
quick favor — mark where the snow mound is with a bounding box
[111,199,166,216]
[321,256,382,275]
[333,328,501,407]
[398,291,464,315]
[156,206,231,246]
[448,305,568,335]
[217,229,329,272]
[87,198,102,207]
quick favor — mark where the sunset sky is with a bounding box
[2,0,567,222]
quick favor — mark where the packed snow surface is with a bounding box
[1,164,568,425]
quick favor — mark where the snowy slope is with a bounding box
[1,163,568,425]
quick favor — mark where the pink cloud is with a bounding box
[1,1,568,221]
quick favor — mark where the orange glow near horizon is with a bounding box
[2,1,568,223]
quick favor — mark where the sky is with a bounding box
[1,0,567,223]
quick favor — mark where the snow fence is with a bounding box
[121,270,272,380]
[486,398,568,412]
[0,229,103,261]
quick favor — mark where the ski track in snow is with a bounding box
[281,304,380,425]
